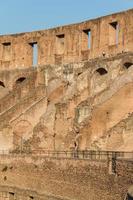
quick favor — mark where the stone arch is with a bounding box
[15,77,26,84]
[90,66,108,96]
[13,120,32,151]
[124,62,133,69]
[95,67,108,75]
[11,73,28,89]
[12,76,27,89]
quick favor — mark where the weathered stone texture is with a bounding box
[0,51,133,152]
[0,156,132,200]
[0,9,132,69]
[0,9,132,200]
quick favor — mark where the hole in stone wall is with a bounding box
[0,81,5,87]
[124,62,133,69]
[127,194,133,200]
[2,42,11,61]
[9,192,14,196]
[16,77,26,84]
[56,34,65,54]
[29,42,38,66]
[82,29,91,50]
[77,72,82,76]
[2,166,8,172]
[109,21,119,46]
[96,68,108,75]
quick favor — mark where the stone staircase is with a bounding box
[0,85,46,129]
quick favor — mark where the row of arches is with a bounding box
[0,62,132,89]
[94,62,133,76]
[0,77,26,89]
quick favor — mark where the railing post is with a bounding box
[108,152,117,175]
[0,149,133,163]
[82,151,84,159]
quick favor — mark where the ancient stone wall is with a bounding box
[0,9,132,153]
[0,186,67,200]
[0,8,132,200]
[0,52,133,152]
[0,9,132,69]
[0,155,132,200]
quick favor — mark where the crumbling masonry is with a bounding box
[0,9,132,200]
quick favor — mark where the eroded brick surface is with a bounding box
[0,9,132,200]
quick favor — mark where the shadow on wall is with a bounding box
[96,68,108,75]
[0,81,9,99]
[126,185,133,200]
[12,77,27,92]
[126,195,133,200]
[0,81,5,88]
[124,62,133,69]
[90,67,108,96]
[14,77,26,87]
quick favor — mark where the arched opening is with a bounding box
[0,81,5,88]
[96,68,108,75]
[13,120,32,152]
[16,77,26,84]
[124,62,133,69]
[91,67,108,96]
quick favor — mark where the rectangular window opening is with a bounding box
[109,22,119,46]
[29,196,34,199]
[56,34,65,54]
[3,42,11,46]
[83,29,91,49]
[2,42,11,61]
[84,29,91,49]
[29,42,38,66]
[9,192,14,196]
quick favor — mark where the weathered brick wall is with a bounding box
[0,9,132,69]
[0,185,68,200]
[0,52,133,152]
[0,156,132,200]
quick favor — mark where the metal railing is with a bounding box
[0,149,132,160]
[31,150,133,160]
